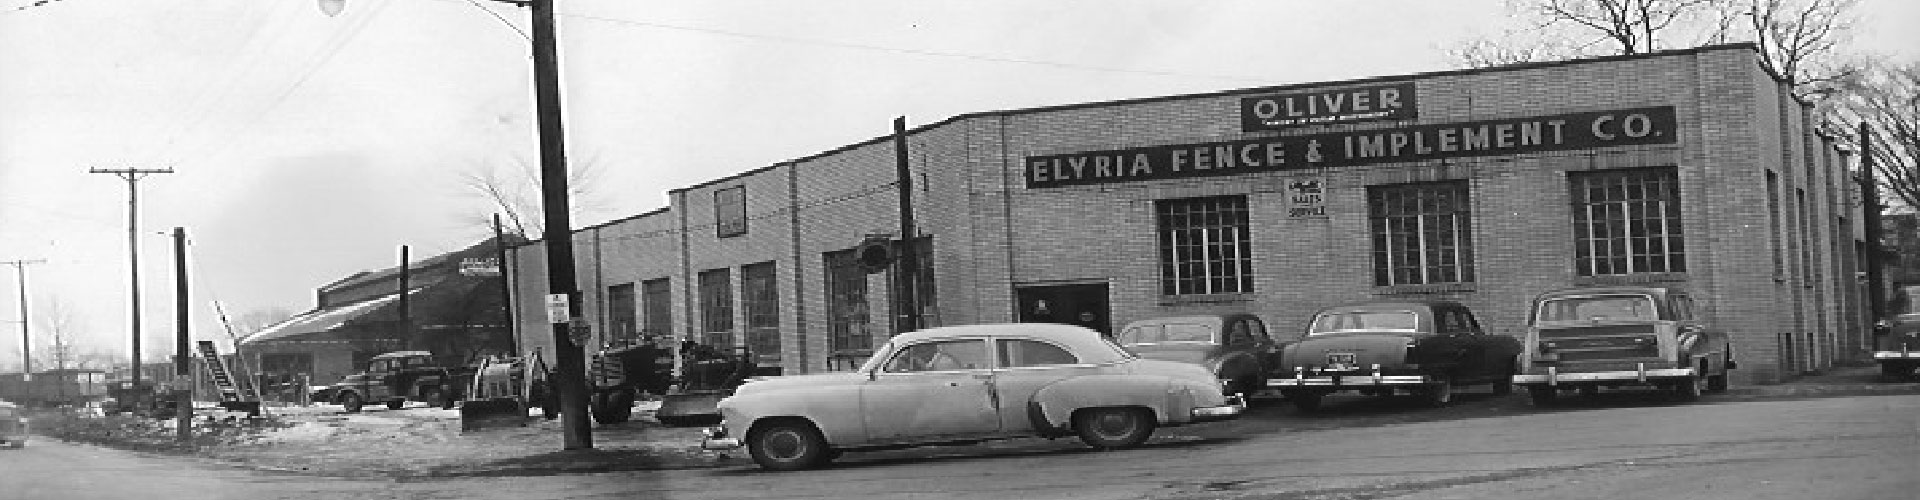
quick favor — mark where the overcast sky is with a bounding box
[1,0,1915,368]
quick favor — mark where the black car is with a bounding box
[1275,300,1520,412]
[1116,313,1289,399]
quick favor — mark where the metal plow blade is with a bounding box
[459,399,528,432]
[653,392,723,427]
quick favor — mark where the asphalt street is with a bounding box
[3,391,1915,500]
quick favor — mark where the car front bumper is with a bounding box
[700,426,742,451]
[1873,350,1920,360]
[1190,396,1246,422]
[1513,365,1695,385]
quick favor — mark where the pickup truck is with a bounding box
[323,351,474,412]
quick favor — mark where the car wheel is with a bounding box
[1673,372,1705,402]
[1527,386,1558,407]
[1706,372,1730,393]
[1419,378,1454,407]
[1283,390,1323,413]
[424,388,447,409]
[1881,363,1913,381]
[386,398,405,410]
[748,420,830,471]
[341,392,365,413]
[1074,407,1155,450]
[1228,375,1261,405]
[1492,366,1516,396]
[591,390,635,424]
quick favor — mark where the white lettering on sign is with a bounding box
[546,294,570,324]
[1286,177,1329,219]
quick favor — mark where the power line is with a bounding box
[558,12,1274,84]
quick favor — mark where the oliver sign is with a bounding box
[1241,82,1418,130]
[1025,106,1677,189]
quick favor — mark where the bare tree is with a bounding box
[1743,0,1859,97]
[1828,58,1920,212]
[457,150,611,237]
[35,297,82,371]
[1449,0,1857,94]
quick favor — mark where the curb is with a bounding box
[1722,383,1920,398]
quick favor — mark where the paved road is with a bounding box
[4,393,1916,500]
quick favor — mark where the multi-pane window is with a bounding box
[1368,181,1475,286]
[825,250,871,358]
[715,186,747,237]
[742,262,781,364]
[1156,196,1254,295]
[640,278,671,338]
[606,283,636,341]
[890,237,938,332]
[697,268,733,347]
[1570,167,1685,276]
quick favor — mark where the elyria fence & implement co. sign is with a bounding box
[1025,106,1677,189]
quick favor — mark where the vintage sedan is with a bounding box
[1872,284,1920,380]
[700,323,1244,471]
[1513,286,1734,404]
[1273,300,1520,412]
[1116,313,1289,399]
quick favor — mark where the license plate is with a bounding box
[1326,352,1357,370]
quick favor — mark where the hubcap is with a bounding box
[765,430,805,460]
[1094,412,1136,437]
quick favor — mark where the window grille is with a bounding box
[1570,167,1685,276]
[1368,181,1475,285]
[1156,196,1254,295]
[698,268,733,346]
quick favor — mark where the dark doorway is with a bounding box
[1015,284,1111,336]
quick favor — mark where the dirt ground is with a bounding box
[36,400,733,477]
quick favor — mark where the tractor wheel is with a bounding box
[1073,407,1155,450]
[341,392,365,413]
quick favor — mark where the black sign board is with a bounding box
[1241,82,1418,131]
[1026,106,1677,189]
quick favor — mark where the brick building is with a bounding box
[509,44,1868,384]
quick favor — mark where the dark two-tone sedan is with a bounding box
[1273,300,1520,412]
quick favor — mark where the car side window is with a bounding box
[997,339,1080,368]
[883,340,989,372]
[1672,295,1694,320]
[1226,320,1254,345]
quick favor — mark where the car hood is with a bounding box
[1127,343,1218,366]
[729,372,868,397]
[1283,333,1413,369]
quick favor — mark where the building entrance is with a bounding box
[1014,284,1111,336]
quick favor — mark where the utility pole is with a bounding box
[892,117,919,333]
[1859,124,1888,322]
[91,167,172,394]
[494,214,519,355]
[173,228,191,443]
[528,0,592,450]
[399,245,411,350]
[3,259,45,378]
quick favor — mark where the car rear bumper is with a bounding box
[1268,369,1433,388]
[1873,351,1920,360]
[1514,365,1695,385]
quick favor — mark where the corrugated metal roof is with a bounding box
[238,289,418,345]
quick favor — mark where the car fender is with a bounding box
[1028,374,1178,432]
[722,386,866,446]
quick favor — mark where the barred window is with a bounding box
[607,283,636,341]
[715,186,747,237]
[824,249,872,358]
[698,268,733,347]
[1368,181,1475,286]
[640,278,671,337]
[1570,167,1685,276]
[1156,196,1254,295]
[742,261,781,364]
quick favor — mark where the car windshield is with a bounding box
[1536,295,1659,323]
[1117,323,1214,345]
[1309,311,1418,335]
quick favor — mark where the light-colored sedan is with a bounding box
[701,323,1244,470]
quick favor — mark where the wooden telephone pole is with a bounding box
[90,167,171,393]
